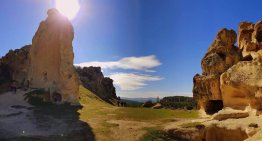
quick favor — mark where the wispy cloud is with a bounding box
[75,55,161,72]
[108,72,163,91]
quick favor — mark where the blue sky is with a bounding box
[1,0,262,98]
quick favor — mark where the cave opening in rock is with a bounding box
[205,100,224,115]
[52,92,62,103]
[256,30,262,42]
[242,55,253,61]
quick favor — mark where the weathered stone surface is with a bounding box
[193,74,221,100]
[76,67,117,104]
[213,108,249,121]
[208,28,237,52]
[238,21,262,58]
[202,29,241,75]
[238,22,255,56]
[221,21,262,109]
[220,60,262,110]
[28,9,79,104]
[193,28,242,111]
[193,20,262,112]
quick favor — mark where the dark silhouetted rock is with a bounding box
[76,66,117,104]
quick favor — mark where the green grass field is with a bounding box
[115,107,198,121]
[78,86,199,140]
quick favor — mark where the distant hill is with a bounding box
[121,97,158,103]
[121,99,143,107]
[160,96,196,109]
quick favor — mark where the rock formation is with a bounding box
[0,45,30,86]
[0,9,119,105]
[0,9,79,104]
[28,9,79,104]
[193,20,262,113]
[76,66,117,104]
[193,28,242,113]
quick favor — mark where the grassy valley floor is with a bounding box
[0,86,198,141]
[78,86,199,141]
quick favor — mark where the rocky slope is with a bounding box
[193,20,262,113]
[76,67,117,104]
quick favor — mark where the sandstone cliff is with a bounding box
[76,67,117,104]
[194,20,262,113]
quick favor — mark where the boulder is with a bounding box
[193,20,262,112]
[152,103,162,109]
[202,29,241,75]
[220,60,262,110]
[213,108,249,121]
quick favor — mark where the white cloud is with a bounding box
[108,73,163,91]
[75,55,161,72]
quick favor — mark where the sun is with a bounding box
[55,0,80,20]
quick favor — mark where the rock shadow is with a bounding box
[0,95,95,141]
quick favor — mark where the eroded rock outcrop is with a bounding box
[0,9,119,104]
[0,45,30,86]
[76,67,117,104]
[238,21,262,58]
[193,28,242,112]
[28,9,79,104]
[0,9,80,104]
[194,20,262,113]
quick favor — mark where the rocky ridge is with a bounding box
[76,66,117,104]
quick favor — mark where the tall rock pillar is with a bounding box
[28,9,79,104]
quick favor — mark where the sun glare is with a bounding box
[55,0,80,20]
